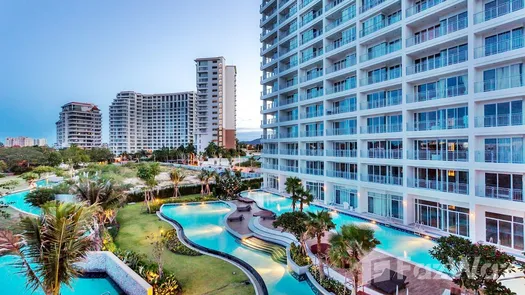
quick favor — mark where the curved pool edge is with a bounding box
[0,178,57,217]
[157,207,269,295]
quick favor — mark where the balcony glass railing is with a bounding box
[361,124,402,133]
[300,49,324,63]
[474,75,525,93]
[326,150,357,157]
[261,8,277,23]
[406,0,446,17]
[262,149,279,155]
[360,15,401,37]
[280,42,298,55]
[360,0,387,13]
[300,90,324,101]
[327,171,358,180]
[406,17,467,47]
[301,109,324,119]
[360,95,402,110]
[326,55,357,74]
[301,167,324,175]
[280,165,299,172]
[475,113,523,127]
[407,150,468,161]
[261,24,278,39]
[326,127,357,136]
[360,174,403,186]
[325,0,345,11]
[279,61,298,72]
[474,0,524,24]
[326,80,357,94]
[262,118,278,125]
[361,149,403,159]
[408,117,468,131]
[326,103,357,115]
[280,149,299,155]
[325,34,356,52]
[280,132,299,138]
[325,7,356,32]
[281,95,299,105]
[475,151,524,164]
[280,6,298,24]
[360,70,401,86]
[301,149,324,156]
[360,43,401,62]
[301,30,323,45]
[300,70,323,82]
[280,114,299,122]
[474,36,524,58]
[476,186,524,202]
[280,25,298,39]
[263,163,279,170]
[299,0,315,9]
[280,79,298,90]
[261,134,279,140]
[301,130,324,137]
[300,10,323,27]
[408,178,469,194]
[406,85,467,103]
[406,51,467,75]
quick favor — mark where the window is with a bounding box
[483,137,523,163]
[486,212,524,250]
[482,100,523,127]
[368,192,403,219]
[334,186,358,208]
[484,173,523,201]
[482,63,523,91]
[415,199,469,236]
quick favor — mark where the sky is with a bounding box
[0,0,263,144]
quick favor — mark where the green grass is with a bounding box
[115,202,255,295]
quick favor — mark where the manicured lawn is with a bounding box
[115,202,255,295]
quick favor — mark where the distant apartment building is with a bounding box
[195,57,237,152]
[109,91,197,155]
[4,136,47,147]
[56,102,102,149]
[260,0,525,252]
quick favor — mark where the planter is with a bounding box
[306,270,335,295]
[286,246,310,275]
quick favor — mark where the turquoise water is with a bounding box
[1,179,54,216]
[0,256,122,295]
[161,202,314,295]
[242,191,445,272]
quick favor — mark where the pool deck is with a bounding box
[226,200,262,236]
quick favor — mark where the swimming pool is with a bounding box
[161,202,314,295]
[242,190,445,273]
[0,255,122,295]
[1,179,56,216]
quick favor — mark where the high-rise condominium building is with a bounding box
[195,57,237,153]
[109,91,197,155]
[56,102,102,149]
[4,137,47,147]
[260,0,525,252]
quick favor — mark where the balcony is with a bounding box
[280,165,299,172]
[360,15,401,38]
[327,170,358,180]
[361,149,403,159]
[280,6,298,24]
[360,70,401,86]
[301,167,324,175]
[261,134,279,140]
[325,0,345,12]
[361,0,388,13]
[300,49,324,63]
[475,151,524,164]
[474,36,524,58]
[280,61,298,73]
[326,127,357,136]
[280,132,299,138]
[261,101,279,111]
[301,149,324,156]
[360,174,403,186]
[280,79,298,90]
[261,8,278,26]
[280,114,299,122]
[299,0,317,10]
[325,7,356,32]
[301,30,323,45]
[361,124,402,134]
[280,149,299,155]
[326,103,357,115]
[262,118,278,125]
[301,130,324,137]
[301,109,324,119]
[408,178,469,194]
[407,150,468,161]
[326,54,357,74]
[476,186,524,202]
[406,85,467,103]
[474,0,525,24]
[326,149,357,157]
[300,90,324,101]
[474,75,524,93]
[326,80,357,94]
[299,10,323,27]
[406,0,446,17]
[407,118,467,131]
[262,149,279,155]
[261,24,278,40]
[325,34,356,52]
[262,163,279,170]
[360,95,402,110]
[406,17,467,47]
[281,95,299,106]
[360,43,401,63]
[406,51,467,75]
[475,113,523,128]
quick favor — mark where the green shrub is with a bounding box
[24,188,55,207]
[290,243,310,266]
[309,265,349,295]
[149,195,218,213]
[163,230,201,256]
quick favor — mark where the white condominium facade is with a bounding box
[109,91,197,155]
[259,0,525,253]
[5,137,47,147]
[195,57,237,153]
[56,102,102,149]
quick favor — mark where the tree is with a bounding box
[215,169,241,199]
[46,151,62,167]
[60,145,90,167]
[306,210,335,279]
[21,172,39,187]
[86,148,114,163]
[299,188,314,212]
[32,166,57,180]
[169,169,186,198]
[0,160,7,172]
[329,224,380,295]
[24,188,55,207]
[284,177,302,212]
[204,142,218,159]
[430,235,517,295]
[273,211,310,254]
[137,163,160,213]
[0,201,96,295]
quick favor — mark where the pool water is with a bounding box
[0,255,122,295]
[1,179,56,216]
[242,191,445,272]
[161,202,314,295]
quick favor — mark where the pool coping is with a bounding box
[241,189,453,279]
[158,203,269,295]
[0,178,58,217]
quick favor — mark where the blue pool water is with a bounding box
[1,179,54,216]
[242,191,445,272]
[161,202,314,295]
[0,255,122,295]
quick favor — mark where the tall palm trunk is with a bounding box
[317,234,325,279]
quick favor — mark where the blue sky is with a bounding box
[0,0,263,143]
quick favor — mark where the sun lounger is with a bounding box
[237,197,256,203]
[370,269,408,295]
[254,210,276,220]
[227,214,244,222]
[237,205,251,212]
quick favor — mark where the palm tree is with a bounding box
[198,170,206,195]
[306,210,335,279]
[0,201,96,295]
[330,224,380,295]
[299,189,314,212]
[169,168,186,198]
[284,177,302,211]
